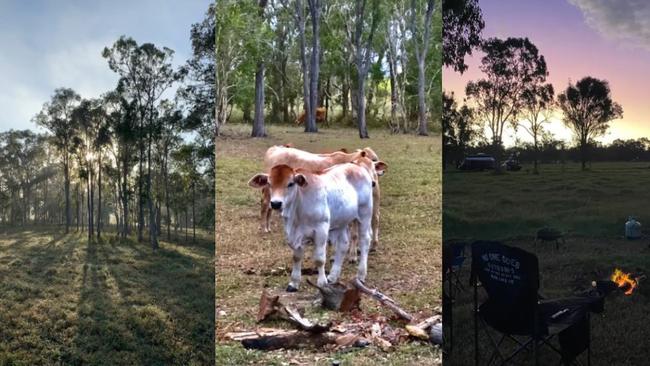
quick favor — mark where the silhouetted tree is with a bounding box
[558,76,623,170]
[34,88,81,233]
[443,0,484,73]
[443,92,478,168]
[520,83,554,174]
[466,37,547,169]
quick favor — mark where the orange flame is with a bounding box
[611,269,637,295]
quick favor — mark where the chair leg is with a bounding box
[587,313,591,366]
[474,285,479,366]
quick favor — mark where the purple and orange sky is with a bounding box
[444,0,650,146]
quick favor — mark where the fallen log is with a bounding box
[226,328,369,350]
[353,278,413,321]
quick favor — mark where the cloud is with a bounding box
[0,0,210,132]
[569,0,650,49]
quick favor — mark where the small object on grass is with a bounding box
[536,227,565,250]
[625,216,642,239]
[429,323,443,345]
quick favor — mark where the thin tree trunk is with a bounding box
[192,182,196,243]
[417,58,428,136]
[185,209,189,243]
[148,135,158,250]
[64,155,70,233]
[305,0,320,133]
[122,155,129,239]
[342,75,349,118]
[252,62,267,137]
[138,138,144,242]
[357,72,369,138]
[97,153,102,239]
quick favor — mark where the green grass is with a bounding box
[0,226,214,365]
[444,162,650,365]
[216,124,442,365]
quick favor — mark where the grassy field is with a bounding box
[444,162,650,365]
[0,226,214,365]
[216,124,442,365]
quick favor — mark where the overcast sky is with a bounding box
[444,0,650,146]
[0,0,211,132]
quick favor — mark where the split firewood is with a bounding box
[405,315,443,343]
[226,329,298,341]
[307,279,361,311]
[283,304,331,333]
[353,278,413,321]
[256,289,331,333]
[257,289,281,322]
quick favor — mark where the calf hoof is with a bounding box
[348,258,358,264]
[286,284,298,292]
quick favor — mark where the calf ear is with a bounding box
[248,174,269,188]
[339,148,348,153]
[374,161,388,176]
[360,150,367,158]
[294,174,308,187]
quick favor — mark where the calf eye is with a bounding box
[287,182,295,188]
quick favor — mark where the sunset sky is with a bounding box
[443,0,650,146]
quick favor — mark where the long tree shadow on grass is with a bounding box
[71,235,214,365]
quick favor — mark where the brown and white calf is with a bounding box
[248,163,374,291]
[348,156,387,263]
[257,145,379,234]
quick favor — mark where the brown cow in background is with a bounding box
[295,107,327,125]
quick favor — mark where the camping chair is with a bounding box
[442,241,455,356]
[471,241,597,366]
[442,240,468,356]
[450,241,467,293]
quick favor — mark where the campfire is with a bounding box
[592,268,645,296]
[611,268,638,295]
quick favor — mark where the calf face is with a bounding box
[248,164,307,211]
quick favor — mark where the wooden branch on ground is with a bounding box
[226,329,369,350]
[353,278,413,321]
[256,289,331,332]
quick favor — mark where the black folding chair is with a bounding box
[442,239,468,357]
[442,240,455,357]
[450,241,467,293]
[471,241,597,366]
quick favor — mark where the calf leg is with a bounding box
[371,185,380,250]
[327,229,350,283]
[313,226,329,287]
[261,186,271,232]
[356,213,373,282]
[348,220,359,263]
[287,245,304,292]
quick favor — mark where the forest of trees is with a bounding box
[442,0,628,171]
[215,0,442,138]
[0,5,215,248]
